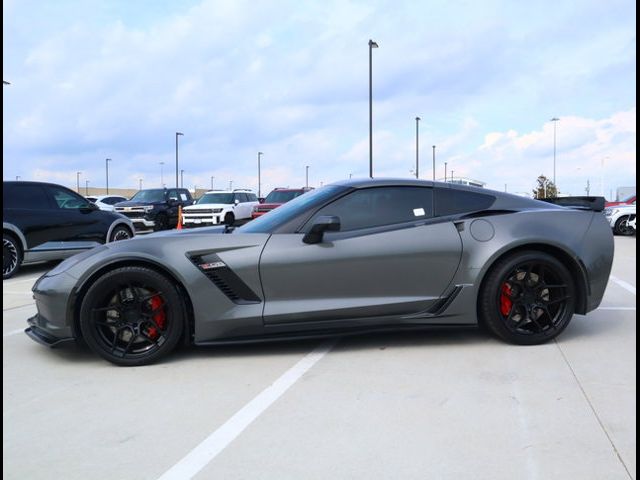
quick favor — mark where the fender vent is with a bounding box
[189,255,261,305]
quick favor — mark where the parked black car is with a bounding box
[3,181,135,279]
[114,188,193,232]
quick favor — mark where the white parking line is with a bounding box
[610,276,636,295]
[3,329,25,338]
[597,307,636,311]
[157,340,337,480]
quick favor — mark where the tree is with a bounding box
[532,175,558,199]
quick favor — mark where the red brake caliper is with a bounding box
[500,283,513,316]
[147,295,166,340]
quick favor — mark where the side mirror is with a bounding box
[168,198,178,206]
[303,215,341,244]
[234,199,240,205]
[80,203,99,213]
[259,198,266,204]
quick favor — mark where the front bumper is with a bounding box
[182,215,223,227]
[25,272,79,348]
[129,217,157,230]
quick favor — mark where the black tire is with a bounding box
[154,214,169,232]
[79,266,185,366]
[224,212,235,226]
[614,216,635,236]
[3,233,23,280]
[479,251,575,345]
[109,225,133,242]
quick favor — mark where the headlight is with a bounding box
[213,208,223,213]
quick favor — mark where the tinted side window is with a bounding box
[103,197,121,205]
[4,184,51,209]
[167,189,179,201]
[310,187,434,232]
[239,193,249,202]
[49,186,91,209]
[435,189,495,216]
[247,193,257,202]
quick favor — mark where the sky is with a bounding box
[2,0,636,198]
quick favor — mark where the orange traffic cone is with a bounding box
[176,205,183,230]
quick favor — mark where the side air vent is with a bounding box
[189,254,262,305]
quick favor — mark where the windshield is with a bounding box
[239,186,345,233]
[130,189,166,202]
[265,190,306,203]
[198,193,234,204]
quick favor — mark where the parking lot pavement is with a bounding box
[3,237,636,480]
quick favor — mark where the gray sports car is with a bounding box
[26,179,614,366]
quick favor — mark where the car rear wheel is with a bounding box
[614,216,635,236]
[109,225,132,242]
[479,251,575,345]
[224,212,235,226]
[79,266,185,366]
[3,233,22,280]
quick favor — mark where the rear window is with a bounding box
[435,188,495,216]
[4,184,51,210]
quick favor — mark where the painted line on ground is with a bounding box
[157,339,338,480]
[4,276,41,285]
[3,303,36,312]
[3,291,35,296]
[609,276,636,295]
[3,329,25,338]
[597,307,636,311]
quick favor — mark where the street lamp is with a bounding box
[257,152,264,198]
[175,132,184,188]
[444,162,447,182]
[85,180,90,196]
[229,180,233,190]
[76,171,82,193]
[368,39,379,178]
[550,117,560,186]
[432,145,436,181]
[415,117,421,179]
[15,176,20,181]
[180,169,185,188]
[105,158,112,194]
[349,173,353,179]
[139,178,143,190]
[159,162,165,187]
[305,165,309,188]
[210,176,215,190]
[451,170,454,183]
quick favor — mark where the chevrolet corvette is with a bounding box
[26,179,614,365]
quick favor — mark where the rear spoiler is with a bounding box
[540,196,605,212]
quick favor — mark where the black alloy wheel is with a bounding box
[480,251,575,344]
[79,267,185,366]
[109,225,132,242]
[3,233,22,280]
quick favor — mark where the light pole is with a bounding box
[305,165,309,188]
[85,180,89,196]
[444,162,447,182]
[229,180,233,190]
[105,158,112,194]
[368,39,379,178]
[159,162,165,187]
[139,178,143,190]
[210,176,215,190]
[180,169,185,188]
[257,152,263,198]
[76,171,81,193]
[600,156,608,196]
[585,179,590,196]
[550,117,559,186]
[415,116,420,179]
[432,145,436,181]
[504,183,507,193]
[15,176,20,181]
[451,170,454,183]
[175,132,184,188]
[349,173,353,179]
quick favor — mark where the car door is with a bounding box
[44,185,105,244]
[259,186,463,325]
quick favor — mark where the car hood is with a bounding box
[184,203,231,210]
[115,200,165,207]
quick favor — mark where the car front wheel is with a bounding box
[614,216,635,236]
[109,225,133,242]
[79,266,185,366]
[479,251,575,345]
[3,233,22,280]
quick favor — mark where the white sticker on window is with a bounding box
[413,207,426,217]
[180,193,188,201]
